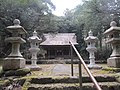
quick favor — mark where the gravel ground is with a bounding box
[29,64,117,77]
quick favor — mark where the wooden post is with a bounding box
[78,60,82,90]
[70,45,74,76]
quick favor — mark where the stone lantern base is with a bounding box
[107,57,120,68]
[3,57,25,71]
[26,65,42,71]
[88,64,102,69]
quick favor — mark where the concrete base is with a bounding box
[26,65,42,71]
[3,57,25,71]
[107,57,120,68]
[88,64,102,69]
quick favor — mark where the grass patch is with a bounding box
[22,79,31,90]
[92,70,110,74]
[102,67,120,73]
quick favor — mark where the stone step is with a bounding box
[28,82,120,90]
[30,75,117,84]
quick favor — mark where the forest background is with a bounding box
[0,0,119,61]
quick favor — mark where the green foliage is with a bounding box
[1,0,120,60]
[73,0,120,40]
[96,45,112,60]
[61,0,120,59]
[0,0,57,58]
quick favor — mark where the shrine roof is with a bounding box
[40,33,78,45]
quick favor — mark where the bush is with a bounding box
[96,46,112,61]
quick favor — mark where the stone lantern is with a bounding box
[104,21,120,68]
[85,31,101,69]
[3,19,27,70]
[28,30,42,69]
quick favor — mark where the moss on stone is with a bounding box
[0,80,10,86]
[102,67,120,73]
[4,70,15,76]
[15,68,31,76]
[0,67,3,77]
[3,68,31,76]
[22,78,31,90]
[116,76,120,83]
[95,70,110,74]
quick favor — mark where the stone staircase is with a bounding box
[27,75,120,90]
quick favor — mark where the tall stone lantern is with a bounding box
[3,19,27,70]
[28,30,42,69]
[104,21,120,68]
[85,31,101,69]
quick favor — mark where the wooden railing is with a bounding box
[69,41,102,90]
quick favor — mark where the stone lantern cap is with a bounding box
[28,30,42,43]
[104,21,120,36]
[104,21,120,43]
[85,30,98,42]
[7,19,27,34]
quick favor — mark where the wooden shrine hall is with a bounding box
[40,33,78,59]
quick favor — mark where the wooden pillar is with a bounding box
[55,48,57,57]
[47,50,50,58]
[70,45,74,76]
[69,46,71,58]
[62,48,64,58]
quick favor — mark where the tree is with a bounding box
[73,0,119,47]
[71,0,120,59]
[0,0,56,57]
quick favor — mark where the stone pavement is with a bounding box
[48,64,113,76]
[51,64,81,76]
[52,64,71,76]
[29,64,117,77]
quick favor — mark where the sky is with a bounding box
[51,0,82,16]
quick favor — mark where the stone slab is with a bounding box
[107,57,120,68]
[26,65,42,71]
[52,64,79,76]
[52,64,71,76]
[3,57,25,70]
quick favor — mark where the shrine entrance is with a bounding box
[40,33,78,59]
